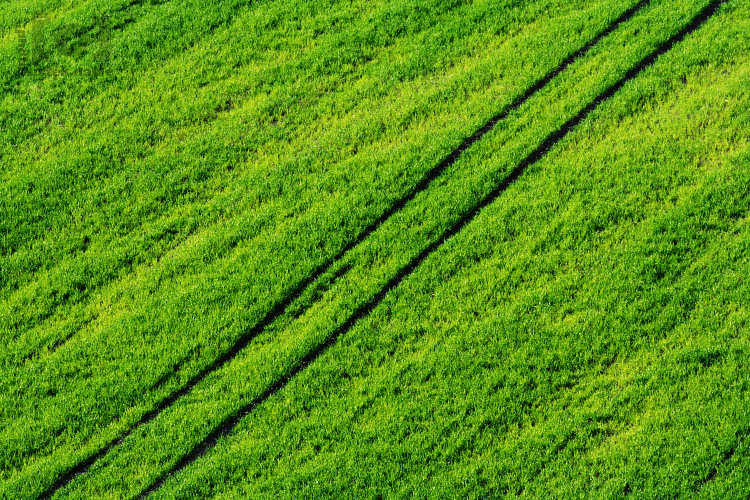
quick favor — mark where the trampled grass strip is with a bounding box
[129,12,750,495]
[272,0,652,357]
[2,0,500,370]
[154,143,750,496]
[135,1,728,496]
[33,2,652,497]
[696,422,750,489]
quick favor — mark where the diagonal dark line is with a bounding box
[36,1,651,498]
[699,446,738,486]
[137,1,728,496]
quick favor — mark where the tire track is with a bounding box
[136,1,728,496]
[36,1,652,497]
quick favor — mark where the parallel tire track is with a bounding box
[36,1,652,497]
[136,0,729,496]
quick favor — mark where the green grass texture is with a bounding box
[1,0,748,497]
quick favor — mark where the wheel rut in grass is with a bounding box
[37,0,654,497]
[134,0,729,496]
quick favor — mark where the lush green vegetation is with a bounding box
[1,0,747,497]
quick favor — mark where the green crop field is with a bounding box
[1,0,749,497]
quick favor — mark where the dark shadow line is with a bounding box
[288,262,353,322]
[20,313,98,364]
[20,221,205,366]
[137,1,727,496]
[700,446,737,485]
[36,1,651,497]
[147,351,194,395]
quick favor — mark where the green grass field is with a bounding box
[1,0,749,497]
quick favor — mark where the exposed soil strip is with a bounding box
[36,1,653,497]
[136,1,728,496]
